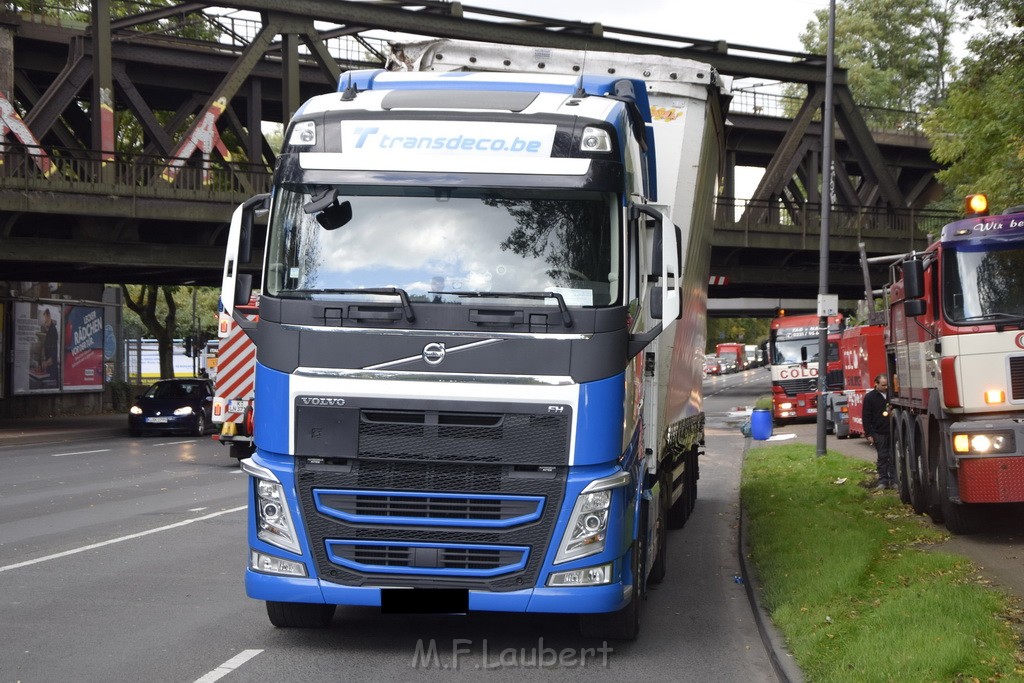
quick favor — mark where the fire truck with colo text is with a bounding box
[768,312,844,422]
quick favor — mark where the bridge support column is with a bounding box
[0,20,12,101]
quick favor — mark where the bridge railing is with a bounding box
[714,197,957,243]
[0,145,272,202]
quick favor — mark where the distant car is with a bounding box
[718,356,737,374]
[129,378,214,436]
[703,355,722,376]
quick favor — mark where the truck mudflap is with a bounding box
[245,567,632,613]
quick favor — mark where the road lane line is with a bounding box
[154,440,195,446]
[0,505,246,573]
[51,449,111,457]
[193,650,264,683]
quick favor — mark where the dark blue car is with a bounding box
[128,378,214,437]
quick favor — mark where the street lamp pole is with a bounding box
[816,0,837,456]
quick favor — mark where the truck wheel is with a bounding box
[647,470,669,585]
[937,461,986,535]
[579,532,643,640]
[266,601,335,628]
[892,410,909,504]
[905,417,928,514]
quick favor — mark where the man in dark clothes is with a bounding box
[863,373,894,489]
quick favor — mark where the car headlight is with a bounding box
[554,471,629,564]
[130,406,142,415]
[173,406,194,416]
[952,431,1015,455]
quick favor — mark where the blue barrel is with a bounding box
[750,409,773,440]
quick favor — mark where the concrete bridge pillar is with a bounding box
[0,21,13,101]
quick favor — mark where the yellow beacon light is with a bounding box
[965,193,989,216]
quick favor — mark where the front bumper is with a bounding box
[245,565,631,614]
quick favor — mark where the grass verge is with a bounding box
[742,443,1024,681]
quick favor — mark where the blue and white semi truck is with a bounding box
[220,40,726,639]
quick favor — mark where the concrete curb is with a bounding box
[738,435,805,683]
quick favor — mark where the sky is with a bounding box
[458,0,830,54]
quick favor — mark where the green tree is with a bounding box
[925,0,1024,210]
[799,0,964,118]
[121,285,220,377]
[706,318,770,353]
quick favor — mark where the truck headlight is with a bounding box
[554,471,630,564]
[251,550,307,577]
[288,120,316,146]
[952,431,1015,455]
[248,472,301,555]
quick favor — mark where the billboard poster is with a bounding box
[12,302,62,394]
[63,305,104,392]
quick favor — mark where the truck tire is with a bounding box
[579,531,643,641]
[937,461,986,535]
[892,409,910,504]
[266,601,335,628]
[647,470,669,585]
[905,416,928,514]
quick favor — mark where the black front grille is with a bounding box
[1010,356,1024,401]
[358,411,568,465]
[294,399,572,467]
[778,378,817,395]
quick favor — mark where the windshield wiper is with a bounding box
[285,287,415,322]
[444,291,573,328]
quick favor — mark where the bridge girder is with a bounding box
[0,1,950,303]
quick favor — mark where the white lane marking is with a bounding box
[0,505,246,573]
[154,440,195,446]
[188,507,208,512]
[52,449,110,457]
[193,650,264,683]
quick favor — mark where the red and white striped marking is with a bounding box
[212,310,257,425]
[709,275,729,286]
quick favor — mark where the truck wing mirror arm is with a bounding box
[627,323,663,358]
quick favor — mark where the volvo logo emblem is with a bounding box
[423,342,446,365]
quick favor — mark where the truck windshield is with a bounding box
[770,339,838,364]
[264,185,618,307]
[943,241,1024,323]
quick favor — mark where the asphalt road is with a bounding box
[0,375,782,683]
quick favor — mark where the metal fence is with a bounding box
[0,144,271,201]
[714,197,957,243]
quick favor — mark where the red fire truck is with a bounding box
[886,195,1024,534]
[768,313,844,421]
[839,323,887,438]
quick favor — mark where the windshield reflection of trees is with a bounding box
[975,248,1024,316]
[485,198,610,284]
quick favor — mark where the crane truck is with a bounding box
[886,195,1024,534]
[219,39,727,639]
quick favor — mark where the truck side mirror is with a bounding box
[902,258,924,299]
[235,274,253,307]
[904,299,926,317]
